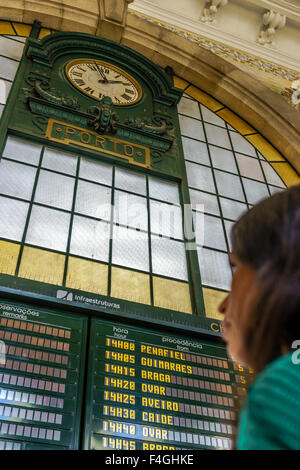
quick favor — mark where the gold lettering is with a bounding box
[142,427,168,440]
[64,126,76,138]
[47,119,150,169]
[141,383,166,395]
[142,397,178,411]
[211,322,221,333]
[142,412,173,425]
[111,140,118,153]
[95,135,105,149]
[123,144,134,157]
[79,132,91,144]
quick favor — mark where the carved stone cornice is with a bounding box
[97,0,134,42]
[201,1,229,24]
[124,12,300,173]
[257,10,286,45]
[128,1,300,71]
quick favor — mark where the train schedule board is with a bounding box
[84,318,254,450]
[0,300,87,450]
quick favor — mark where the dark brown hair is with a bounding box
[231,184,300,374]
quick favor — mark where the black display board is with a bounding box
[84,318,253,450]
[0,300,87,449]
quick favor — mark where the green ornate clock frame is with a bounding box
[0,30,219,338]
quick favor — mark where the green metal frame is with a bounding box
[0,30,211,334]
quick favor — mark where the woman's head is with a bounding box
[219,184,300,373]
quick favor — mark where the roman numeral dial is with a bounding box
[65,59,142,106]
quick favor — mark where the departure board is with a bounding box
[0,300,87,450]
[84,318,254,450]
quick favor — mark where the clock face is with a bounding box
[65,59,142,106]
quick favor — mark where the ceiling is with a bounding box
[129,0,300,104]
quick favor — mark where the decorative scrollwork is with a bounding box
[281,79,300,110]
[151,150,163,166]
[33,80,80,110]
[258,10,286,45]
[123,115,173,136]
[32,115,49,133]
[201,0,228,24]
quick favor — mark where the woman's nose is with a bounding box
[218,294,229,315]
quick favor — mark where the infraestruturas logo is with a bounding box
[56,290,73,301]
[56,289,120,310]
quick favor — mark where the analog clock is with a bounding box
[65,59,142,106]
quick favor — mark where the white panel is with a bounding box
[151,235,188,281]
[182,137,210,165]
[3,137,42,165]
[112,225,149,271]
[269,185,284,196]
[224,219,235,251]
[261,161,286,188]
[114,190,148,231]
[214,170,245,202]
[179,115,205,140]
[0,37,24,60]
[197,247,232,290]
[42,148,77,176]
[150,200,183,239]
[4,36,26,43]
[189,189,220,216]
[229,132,256,157]
[202,214,227,250]
[204,124,231,149]
[0,160,36,200]
[242,178,269,205]
[0,79,12,104]
[209,145,238,173]
[186,162,216,194]
[70,215,110,262]
[0,56,19,81]
[115,167,146,195]
[75,180,111,221]
[149,177,180,204]
[79,157,112,185]
[0,196,28,241]
[34,170,75,211]
[236,154,264,182]
[25,205,71,252]
[220,197,247,221]
[201,105,225,127]
[178,96,201,119]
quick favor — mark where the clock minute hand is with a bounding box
[98,79,130,85]
[95,63,108,82]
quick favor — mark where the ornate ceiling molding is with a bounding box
[129,1,300,72]
[128,10,299,83]
[0,0,298,172]
[123,12,300,172]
